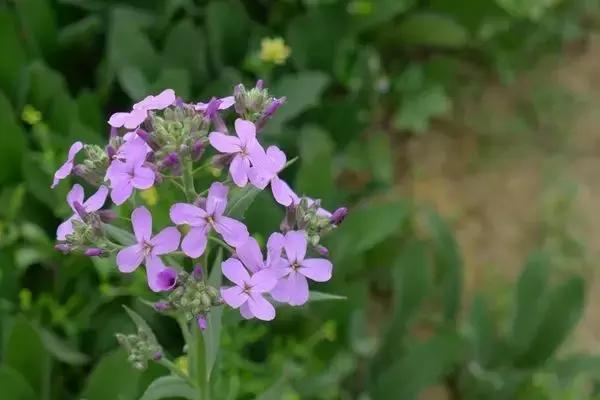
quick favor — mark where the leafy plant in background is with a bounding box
[1,0,600,399]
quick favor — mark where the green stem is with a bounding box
[182,157,197,202]
[208,235,234,253]
[193,327,208,400]
[158,358,196,387]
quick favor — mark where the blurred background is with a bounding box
[1,0,600,399]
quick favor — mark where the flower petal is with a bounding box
[266,145,286,173]
[239,302,254,319]
[209,132,241,153]
[147,89,175,110]
[110,180,133,205]
[108,112,129,128]
[288,272,309,306]
[234,118,256,145]
[219,96,235,109]
[247,293,275,321]
[284,231,307,263]
[270,274,291,303]
[132,206,152,242]
[150,227,181,255]
[235,237,264,273]
[220,286,248,308]
[124,109,147,130]
[271,177,298,207]
[300,258,332,282]
[170,203,207,226]
[229,154,250,187]
[56,215,76,241]
[266,232,285,265]
[221,258,250,287]
[181,226,209,258]
[116,244,144,273]
[249,269,277,293]
[146,256,177,292]
[66,184,85,211]
[206,182,228,217]
[83,185,109,211]
[132,165,155,189]
[214,216,249,247]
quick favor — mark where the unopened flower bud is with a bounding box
[54,243,71,253]
[97,209,117,222]
[192,265,203,280]
[152,351,163,361]
[192,140,204,161]
[106,145,116,160]
[72,201,88,219]
[315,245,329,257]
[153,301,171,312]
[330,207,348,226]
[197,315,207,331]
[84,247,104,257]
[255,79,264,90]
[256,97,286,131]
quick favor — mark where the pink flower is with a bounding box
[108,89,175,130]
[106,144,155,205]
[268,231,332,306]
[209,119,266,187]
[51,141,83,188]
[169,182,249,258]
[220,258,277,321]
[56,184,109,240]
[248,145,298,206]
[116,206,180,292]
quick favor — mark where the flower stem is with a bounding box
[158,358,196,387]
[182,157,197,202]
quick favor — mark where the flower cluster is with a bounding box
[52,82,347,324]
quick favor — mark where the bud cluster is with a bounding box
[116,329,162,370]
[73,145,109,186]
[234,81,286,127]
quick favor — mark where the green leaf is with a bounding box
[395,86,451,133]
[495,0,564,20]
[510,252,550,355]
[269,72,330,130]
[14,0,58,57]
[117,66,150,101]
[468,294,496,366]
[205,0,250,68]
[226,185,261,220]
[515,277,585,367]
[551,354,600,381]
[308,291,347,302]
[203,248,223,380]
[295,125,335,202]
[351,0,416,32]
[372,332,464,399]
[162,19,208,84]
[80,350,141,400]
[367,134,394,185]
[153,68,191,100]
[139,375,195,400]
[107,8,159,86]
[426,211,462,321]
[4,317,51,396]
[396,13,469,48]
[0,365,36,400]
[39,328,89,365]
[104,224,136,246]
[123,305,160,345]
[0,91,26,185]
[331,200,410,259]
[0,11,28,101]
[58,15,102,48]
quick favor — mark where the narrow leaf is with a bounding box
[139,376,195,400]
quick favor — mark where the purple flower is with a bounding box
[235,236,286,273]
[106,145,155,205]
[248,145,298,206]
[194,96,235,112]
[56,184,109,240]
[108,89,175,130]
[269,231,333,306]
[170,182,249,258]
[116,206,180,292]
[220,258,277,321]
[209,119,266,187]
[197,315,207,330]
[51,141,83,188]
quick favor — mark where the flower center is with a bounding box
[291,261,300,271]
[242,282,253,294]
[143,241,154,256]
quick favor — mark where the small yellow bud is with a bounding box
[175,356,189,376]
[259,37,291,65]
[21,105,42,125]
[140,187,158,206]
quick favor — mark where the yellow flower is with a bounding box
[175,356,189,376]
[259,37,291,65]
[140,187,158,206]
[21,105,42,125]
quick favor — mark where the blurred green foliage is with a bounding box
[1,0,600,399]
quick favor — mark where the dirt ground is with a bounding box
[401,34,600,353]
